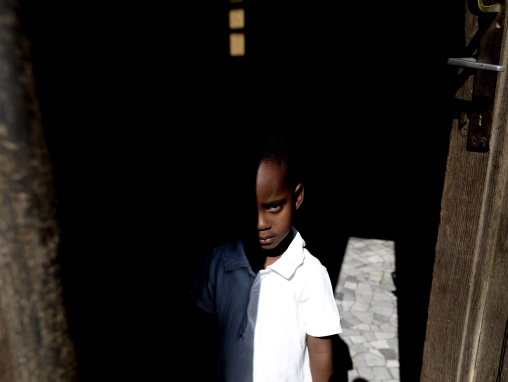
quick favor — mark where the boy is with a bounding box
[190,136,342,381]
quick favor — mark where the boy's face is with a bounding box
[254,160,303,251]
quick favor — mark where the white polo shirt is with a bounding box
[191,228,342,382]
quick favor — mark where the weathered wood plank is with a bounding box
[421,117,490,381]
[421,4,484,379]
[0,1,77,380]
[421,2,508,381]
[472,18,508,378]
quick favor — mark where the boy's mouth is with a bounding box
[259,235,275,245]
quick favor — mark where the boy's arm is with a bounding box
[307,334,333,382]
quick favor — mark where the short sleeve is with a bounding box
[300,266,342,337]
[189,253,217,314]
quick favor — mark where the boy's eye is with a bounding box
[267,204,281,212]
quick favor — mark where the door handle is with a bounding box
[447,57,505,71]
[449,1,505,151]
[471,0,501,13]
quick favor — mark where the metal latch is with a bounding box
[447,1,504,152]
[447,57,505,72]
[470,0,501,13]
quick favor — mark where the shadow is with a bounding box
[331,335,353,382]
[20,0,464,380]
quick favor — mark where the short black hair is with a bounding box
[258,135,302,190]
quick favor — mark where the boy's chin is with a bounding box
[259,243,278,251]
[259,241,287,257]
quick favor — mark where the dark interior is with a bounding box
[18,1,466,380]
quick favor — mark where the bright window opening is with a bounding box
[229,9,245,29]
[229,33,245,57]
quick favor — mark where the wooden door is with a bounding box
[421,1,508,380]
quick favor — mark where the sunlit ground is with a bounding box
[335,238,399,382]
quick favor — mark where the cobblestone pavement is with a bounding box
[335,237,399,382]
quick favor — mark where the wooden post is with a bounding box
[0,1,77,380]
[421,1,508,381]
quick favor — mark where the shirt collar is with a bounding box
[223,227,306,279]
[267,227,305,280]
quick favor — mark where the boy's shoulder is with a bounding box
[201,239,249,278]
[211,239,242,256]
[207,239,245,264]
[284,230,328,278]
[301,248,327,274]
[291,230,324,267]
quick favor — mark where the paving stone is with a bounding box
[351,302,370,312]
[350,343,368,355]
[379,348,397,360]
[374,332,396,340]
[355,323,370,331]
[373,313,390,324]
[340,319,352,329]
[356,366,375,379]
[371,306,394,316]
[342,287,356,295]
[362,331,377,342]
[362,352,386,367]
[336,237,399,382]
[335,292,344,301]
[372,366,392,379]
[344,281,358,290]
[368,347,384,357]
[379,322,397,332]
[352,311,374,324]
[350,335,367,344]
[389,367,400,379]
[346,275,358,283]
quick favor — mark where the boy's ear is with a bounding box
[294,183,304,210]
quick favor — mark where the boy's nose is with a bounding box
[257,212,270,231]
